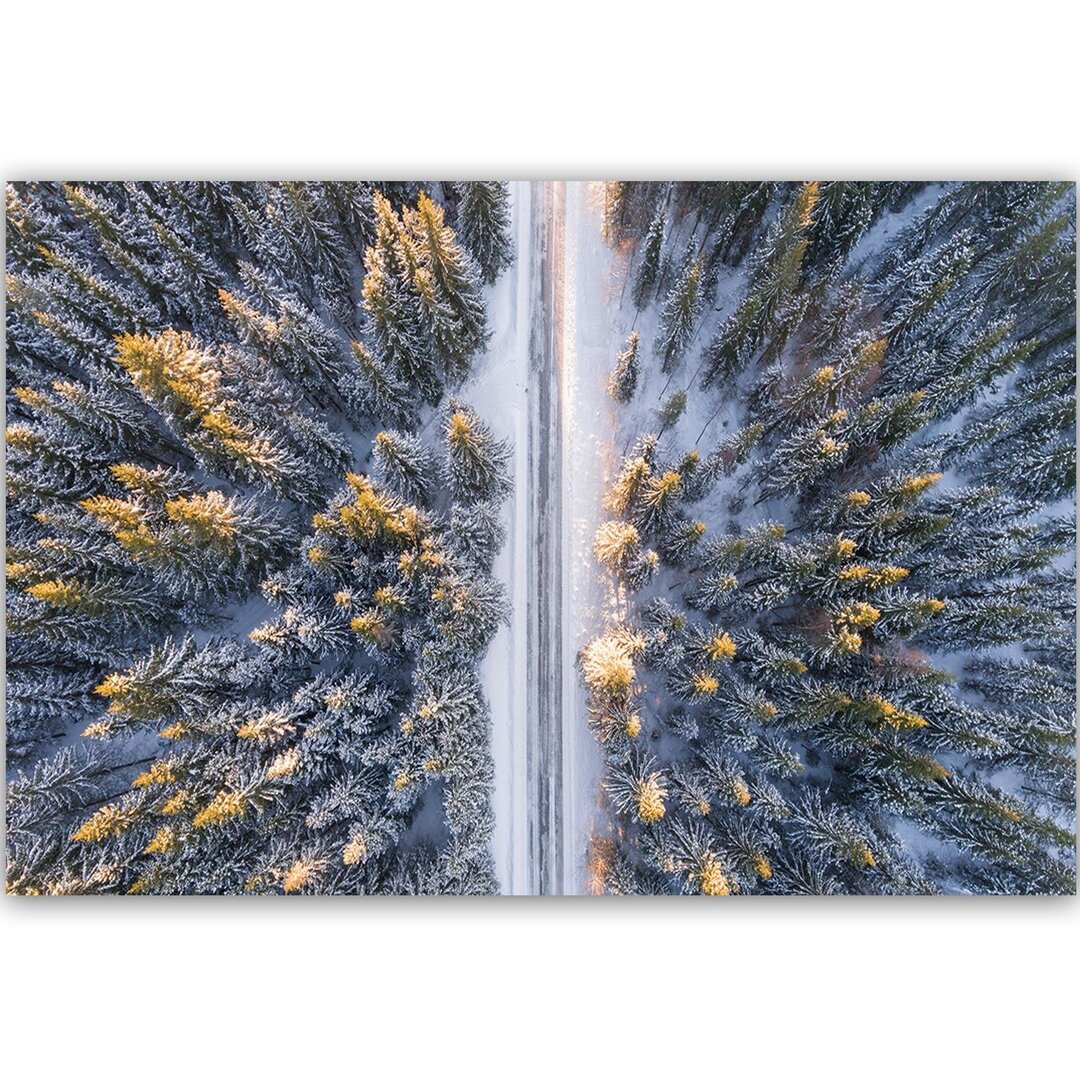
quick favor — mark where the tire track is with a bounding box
[527,180,566,894]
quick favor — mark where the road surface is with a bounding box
[488,181,607,895]
[526,181,566,894]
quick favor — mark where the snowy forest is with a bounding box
[5,181,516,894]
[585,181,1076,895]
[3,179,1076,896]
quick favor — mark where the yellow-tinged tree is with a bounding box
[593,519,641,574]
[604,455,651,517]
[580,629,644,703]
[114,330,316,502]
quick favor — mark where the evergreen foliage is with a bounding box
[656,244,703,372]
[7,177,1076,897]
[608,330,641,404]
[6,180,513,894]
[452,182,513,285]
[590,180,1075,895]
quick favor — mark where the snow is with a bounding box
[471,181,531,894]
[472,180,624,893]
[846,183,951,273]
[560,181,622,892]
[579,182,1077,889]
[21,181,1063,894]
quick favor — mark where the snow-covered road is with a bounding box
[526,180,565,894]
[479,181,611,894]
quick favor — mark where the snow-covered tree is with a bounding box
[656,245,703,371]
[441,399,512,503]
[453,182,513,285]
[632,205,666,310]
[6,181,515,896]
[608,330,640,404]
[588,179,1076,895]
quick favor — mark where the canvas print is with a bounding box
[4,181,1075,895]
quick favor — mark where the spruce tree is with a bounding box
[372,429,437,506]
[656,245,703,372]
[608,330,641,404]
[405,191,489,382]
[453,182,513,285]
[441,399,512,503]
[362,192,440,404]
[632,206,666,310]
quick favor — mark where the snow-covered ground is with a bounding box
[471,182,531,894]
[560,181,620,892]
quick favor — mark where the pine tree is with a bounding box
[441,399,512,503]
[453,182,513,285]
[81,476,295,600]
[12,374,160,455]
[347,340,415,425]
[601,182,628,244]
[655,245,703,372]
[362,192,440,404]
[659,517,707,565]
[808,181,879,271]
[750,181,819,327]
[447,500,506,572]
[758,411,850,500]
[655,388,688,431]
[405,191,490,382]
[604,752,668,825]
[700,291,764,387]
[593,520,642,575]
[113,330,320,503]
[636,469,684,535]
[632,206,666,310]
[372,430,437,506]
[608,330,640,404]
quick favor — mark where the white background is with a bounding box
[2,2,1077,1076]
